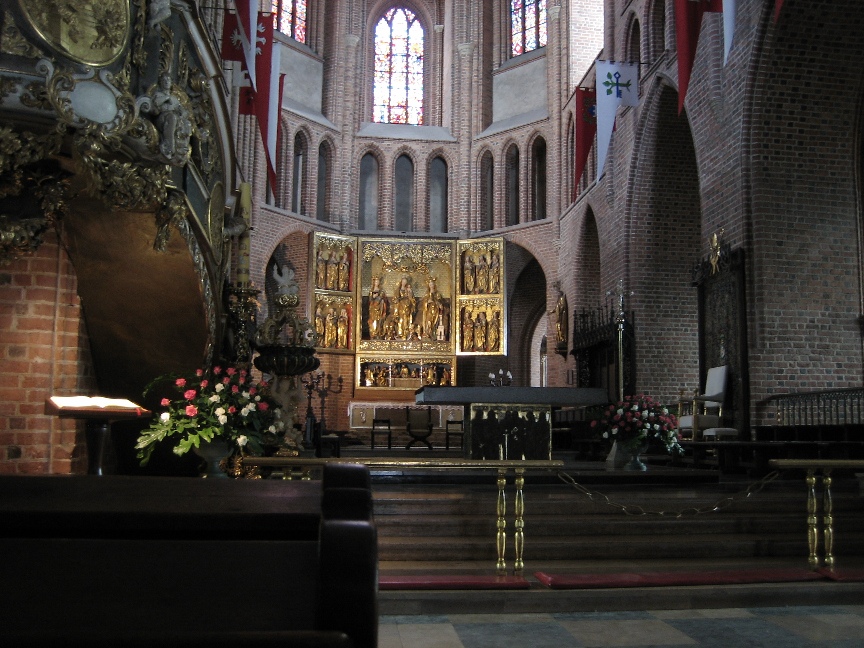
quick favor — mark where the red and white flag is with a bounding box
[223,0,259,91]
[252,14,283,195]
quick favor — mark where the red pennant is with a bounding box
[675,0,723,114]
[574,88,596,200]
[773,0,784,22]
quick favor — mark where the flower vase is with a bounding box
[624,441,649,472]
[194,439,232,478]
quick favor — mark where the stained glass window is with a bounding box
[373,7,424,125]
[273,0,307,43]
[511,0,547,57]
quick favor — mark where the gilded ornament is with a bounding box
[1,10,42,58]
[18,0,131,66]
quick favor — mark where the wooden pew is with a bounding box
[0,466,377,648]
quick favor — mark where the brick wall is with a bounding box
[0,235,94,474]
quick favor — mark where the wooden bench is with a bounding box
[0,466,377,647]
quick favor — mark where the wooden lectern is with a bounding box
[46,396,150,475]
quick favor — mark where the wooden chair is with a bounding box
[678,365,728,440]
[370,418,392,450]
[445,419,465,451]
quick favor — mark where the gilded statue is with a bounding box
[338,251,350,292]
[367,275,387,339]
[489,251,501,294]
[316,247,328,288]
[315,303,326,341]
[337,308,349,349]
[474,311,487,352]
[487,310,500,352]
[463,253,475,294]
[476,253,489,294]
[425,365,437,386]
[326,250,339,291]
[461,308,474,352]
[422,276,442,340]
[553,286,568,346]
[395,276,416,339]
[324,308,337,348]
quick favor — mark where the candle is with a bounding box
[236,183,252,286]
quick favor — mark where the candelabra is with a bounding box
[301,370,344,448]
[489,368,512,386]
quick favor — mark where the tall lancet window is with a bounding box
[373,7,424,125]
[273,0,307,43]
[511,0,547,57]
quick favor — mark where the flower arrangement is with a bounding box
[591,394,682,455]
[135,365,288,466]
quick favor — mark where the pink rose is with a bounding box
[185,405,198,417]
[160,398,170,407]
[200,380,209,388]
[184,389,197,400]
[228,406,236,414]
[175,378,186,387]
[213,366,222,375]
[249,387,257,395]
[226,367,236,376]
[258,402,269,411]
[231,385,239,393]
[195,369,204,377]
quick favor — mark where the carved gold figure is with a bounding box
[337,308,349,349]
[476,253,489,294]
[487,310,500,352]
[367,276,387,339]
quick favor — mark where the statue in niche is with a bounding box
[461,308,474,352]
[422,276,443,340]
[476,253,489,294]
[337,307,349,348]
[489,251,501,294]
[315,246,328,288]
[324,307,337,348]
[394,276,416,340]
[441,366,451,386]
[463,252,475,294]
[425,365,437,386]
[315,302,326,342]
[552,284,568,347]
[474,311,487,352]
[367,275,388,339]
[326,250,339,291]
[338,250,350,292]
[487,309,500,352]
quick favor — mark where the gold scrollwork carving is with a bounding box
[1,10,43,58]
[18,0,131,67]
[0,127,70,261]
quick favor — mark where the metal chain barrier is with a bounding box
[556,470,782,519]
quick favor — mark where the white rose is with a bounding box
[215,383,224,392]
[237,435,248,447]
[215,407,225,416]
[160,412,170,422]
[209,394,220,403]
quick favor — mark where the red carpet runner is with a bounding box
[534,568,829,589]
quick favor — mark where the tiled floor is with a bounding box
[379,606,864,647]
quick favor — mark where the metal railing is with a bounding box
[764,388,864,427]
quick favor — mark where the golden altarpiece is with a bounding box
[310,234,506,392]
